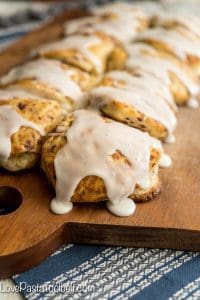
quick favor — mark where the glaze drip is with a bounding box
[0,105,44,163]
[52,110,163,217]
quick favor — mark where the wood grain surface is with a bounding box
[0,9,199,279]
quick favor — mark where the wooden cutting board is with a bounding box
[0,9,200,279]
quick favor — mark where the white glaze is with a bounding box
[0,88,41,100]
[162,0,200,18]
[65,18,133,44]
[91,2,148,42]
[37,35,106,73]
[165,134,176,144]
[52,109,163,217]
[159,153,172,168]
[105,69,177,111]
[155,15,200,39]
[126,43,200,97]
[187,98,199,108]
[92,2,146,23]
[51,199,73,214]
[1,58,84,107]
[137,27,200,60]
[65,13,142,43]
[0,105,44,163]
[89,76,177,136]
[106,198,136,217]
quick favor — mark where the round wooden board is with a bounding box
[0,9,199,279]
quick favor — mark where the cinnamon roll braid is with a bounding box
[41,110,165,217]
[88,70,177,142]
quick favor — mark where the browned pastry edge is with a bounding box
[0,98,62,171]
[137,38,200,76]
[41,114,162,203]
[99,100,168,141]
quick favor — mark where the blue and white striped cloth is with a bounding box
[0,1,199,299]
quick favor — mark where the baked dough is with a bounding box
[136,27,200,77]
[151,15,200,39]
[88,70,177,141]
[0,58,96,111]
[91,2,149,40]
[125,43,199,106]
[41,111,162,204]
[36,33,115,75]
[0,98,62,171]
[64,16,127,70]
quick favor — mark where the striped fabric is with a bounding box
[13,245,200,299]
[0,1,199,299]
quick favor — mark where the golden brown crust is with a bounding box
[38,33,114,74]
[0,98,62,171]
[168,71,189,105]
[0,63,99,111]
[86,31,127,71]
[95,77,169,140]
[100,100,167,140]
[138,38,200,76]
[41,115,161,203]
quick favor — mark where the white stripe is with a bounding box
[123,253,198,299]
[188,289,200,300]
[28,247,119,300]
[50,244,73,257]
[169,277,200,300]
[40,248,162,299]
[89,250,186,300]
[60,248,158,299]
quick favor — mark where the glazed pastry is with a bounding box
[88,70,177,142]
[36,33,114,75]
[161,0,200,18]
[41,109,169,217]
[64,16,127,70]
[136,27,200,77]
[91,2,149,40]
[0,98,62,171]
[125,43,199,107]
[151,15,200,39]
[0,58,95,111]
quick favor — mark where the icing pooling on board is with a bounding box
[37,35,107,73]
[0,105,44,163]
[51,109,163,217]
[89,77,177,138]
[126,43,200,97]
[137,27,200,60]
[1,59,83,107]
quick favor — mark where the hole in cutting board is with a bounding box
[0,186,23,215]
